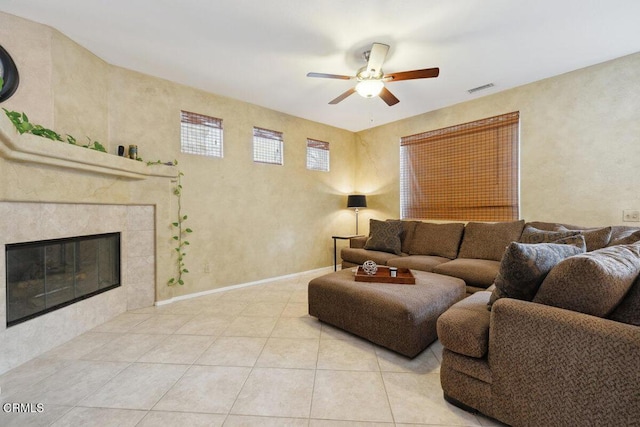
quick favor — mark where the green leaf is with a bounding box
[172,222,179,227]
[183,241,190,245]
[182,215,188,220]
[182,268,189,273]
[185,228,193,233]
[178,279,184,285]
[173,236,179,240]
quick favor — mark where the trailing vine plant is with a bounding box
[3,109,106,152]
[2,108,192,286]
[167,168,193,286]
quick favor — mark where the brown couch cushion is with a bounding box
[534,244,640,317]
[608,275,640,326]
[608,228,640,246]
[340,248,401,266]
[519,225,580,244]
[437,291,492,358]
[458,220,525,261]
[488,241,584,309]
[408,222,465,259]
[387,255,450,272]
[556,225,612,251]
[364,219,403,255]
[433,258,501,289]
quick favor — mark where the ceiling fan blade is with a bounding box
[307,72,352,80]
[329,87,356,104]
[384,68,440,81]
[379,87,400,106]
[366,43,389,77]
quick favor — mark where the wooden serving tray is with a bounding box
[354,266,416,285]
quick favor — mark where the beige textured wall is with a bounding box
[1,12,357,301]
[355,52,640,231]
[110,67,357,295]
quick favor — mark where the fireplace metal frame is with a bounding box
[5,232,121,327]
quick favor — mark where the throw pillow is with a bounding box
[458,220,525,261]
[364,219,403,255]
[519,225,581,244]
[387,219,419,254]
[488,242,584,309]
[534,244,640,317]
[408,222,465,259]
[555,225,612,251]
[608,229,640,246]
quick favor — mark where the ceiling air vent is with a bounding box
[468,83,495,94]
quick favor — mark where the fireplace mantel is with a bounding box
[0,114,177,180]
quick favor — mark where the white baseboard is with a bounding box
[155,265,333,306]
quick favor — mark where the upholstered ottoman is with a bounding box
[308,268,466,357]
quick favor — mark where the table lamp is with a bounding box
[347,194,367,234]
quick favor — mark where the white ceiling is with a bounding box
[2,0,640,132]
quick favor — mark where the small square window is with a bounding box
[306,138,330,172]
[180,110,223,158]
[253,127,283,165]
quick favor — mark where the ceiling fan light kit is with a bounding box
[307,42,439,106]
[355,79,384,98]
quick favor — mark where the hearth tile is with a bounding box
[154,365,251,414]
[127,205,155,231]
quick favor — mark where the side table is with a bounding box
[332,235,364,271]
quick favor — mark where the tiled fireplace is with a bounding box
[0,114,177,374]
[0,202,156,373]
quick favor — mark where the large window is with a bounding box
[180,110,223,158]
[400,112,520,221]
[306,138,330,172]
[253,127,283,165]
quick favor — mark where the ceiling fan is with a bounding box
[307,42,439,106]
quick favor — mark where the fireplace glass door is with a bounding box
[6,233,120,326]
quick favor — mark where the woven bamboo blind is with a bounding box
[180,110,223,158]
[400,112,520,221]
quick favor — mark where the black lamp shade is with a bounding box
[347,194,367,209]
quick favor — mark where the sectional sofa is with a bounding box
[340,218,640,426]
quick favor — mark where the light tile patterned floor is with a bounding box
[0,271,506,426]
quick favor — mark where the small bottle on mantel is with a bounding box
[128,145,138,160]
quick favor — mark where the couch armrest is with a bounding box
[489,298,640,426]
[350,236,368,249]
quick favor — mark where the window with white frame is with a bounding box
[306,138,330,171]
[253,127,283,165]
[180,110,223,158]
